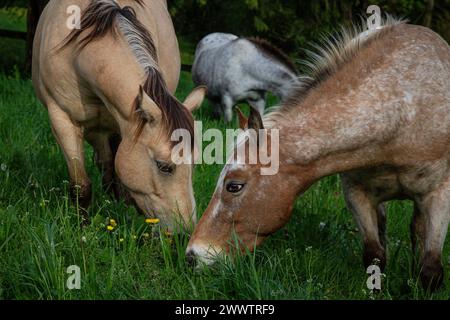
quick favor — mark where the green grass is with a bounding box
[1,70,449,301]
[179,37,196,65]
[0,7,449,300]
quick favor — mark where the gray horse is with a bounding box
[192,33,299,122]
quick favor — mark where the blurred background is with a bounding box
[0,0,449,76]
[170,0,449,56]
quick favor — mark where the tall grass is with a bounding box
[0,73,448,300]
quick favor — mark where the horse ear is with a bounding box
[137,85,162,124]
[248,106,264,131]
[183,86,207,112]
[235,107,248,130]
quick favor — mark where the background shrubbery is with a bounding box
[169,0,449,58]
[2,0,449,59]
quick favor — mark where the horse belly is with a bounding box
[343,167,403,202]
[344,157,450,203]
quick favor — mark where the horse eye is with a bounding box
[156,160,174,175]
[226,182,245,194]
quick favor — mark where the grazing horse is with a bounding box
[187,18,450,290]
[192,32,299,122]
[32,0,206,229]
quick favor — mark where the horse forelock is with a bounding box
[133,72,195,148]
[61,0,193,148]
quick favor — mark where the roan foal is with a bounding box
[187,18,450,290]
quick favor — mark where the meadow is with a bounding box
[0,7,448,300]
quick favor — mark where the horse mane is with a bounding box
[246,37,297,74]
[60,0,194,147]
[264,15,406,127]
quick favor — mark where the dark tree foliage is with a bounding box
[170,0,450,60]
[2,0,449,63]
[1,0,28,7]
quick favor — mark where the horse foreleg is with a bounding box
[212,102,223,120]
[108,134,134,205]
[341,176,386,271]
[415,180,450,291]
[48,104,91,225]
[222,95,234,123]
[87,133,133,205]
[377,203,387,249]
[86,132,115,196]
[248,97,266,116]
[411,203,426,257]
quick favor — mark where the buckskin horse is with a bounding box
[33,0,206,229]
[187,17,450,290]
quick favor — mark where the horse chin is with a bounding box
[130,193,165,223]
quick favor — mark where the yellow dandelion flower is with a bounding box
[109,219,117,227]
[106,225,114,231]
[145,218,160,224]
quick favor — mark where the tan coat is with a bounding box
[33,0,206,229]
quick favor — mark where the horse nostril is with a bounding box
[186,250,196,267]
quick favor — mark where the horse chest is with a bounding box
[80,105,119,134]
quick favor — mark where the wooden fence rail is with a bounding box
[0,29,27,40]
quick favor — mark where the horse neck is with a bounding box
[79,35,147,136]
[276,76,399,192]
[272,71,299,101]
[251,59,298,101]
[272,25,419,185]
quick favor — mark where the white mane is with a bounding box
[263,15,406,128]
